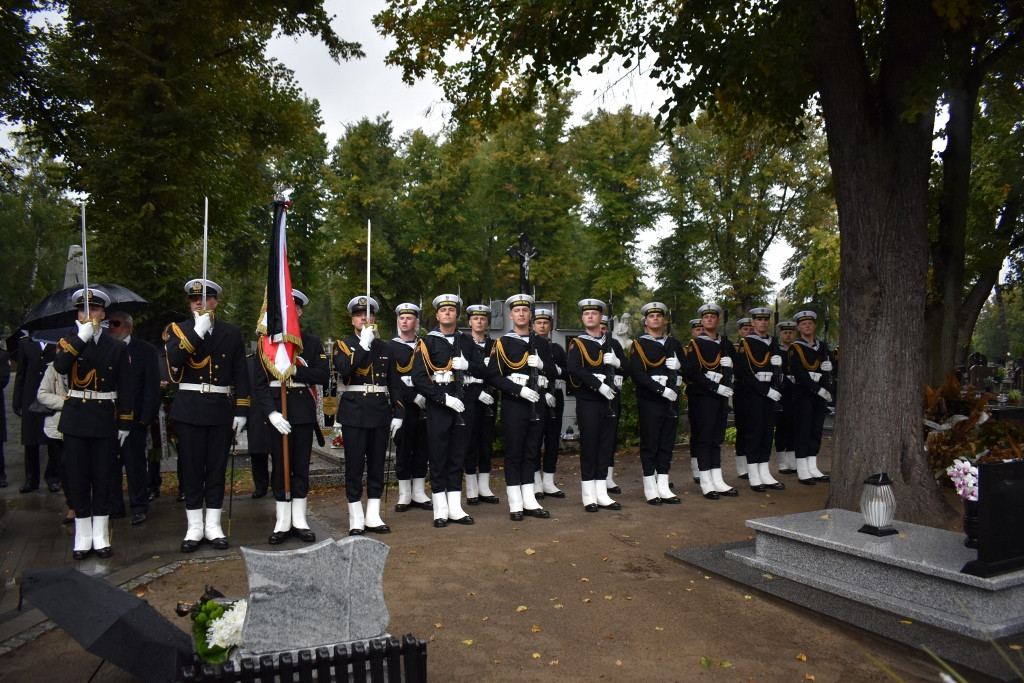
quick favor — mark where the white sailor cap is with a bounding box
[697,303,723,317]
[640,302,667,317]
[72,287,111,308]
[749,307,773,319]
[794,310,818,323]
[395,302,421,317]
[185,278,222,298]
[466,304,491,318]
[347,296,379,315]
[578,298,605,313]
[433,293,463,313]
[600,315,610,325]
[505,293,534,310]
[777,320,797,330]
[690,318,703,329]
[534,308,553,320]
[292,289,309,307]
[737,317,753,328]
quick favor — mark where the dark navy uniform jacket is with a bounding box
[333,334,405,428]
[54,330,133,438]
[567,334,626,401]
[254,331,329,426]
[165,317,251,426]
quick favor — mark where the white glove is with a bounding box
[767,388,782,401]
[389,418,403,438]
[716,384,734,398]
[401,375,413,387]
[478,392,495,405]
[719,356,733,368]
[770,355,783,367]
[555,364,563,377]
[598,384,616,400]
[232,416,247,435]
[451,355,469,371]
[193,311,213,337]
[527,353,544,370]
[665,355,681,371]
[820,359,833,372]
[817,388,832,402]
[483,356,490,366]
[519,386,540,403]
[546,393,556,408]
[414,394,426,409]
[705,371,723,383]
[444,394,465,413]
[662,387,678,402]
[268,411,292,435]
[613,375,623,388]
[76,319,95,342]
[604,352,621,369]
[358,325,375,351]
[118,429,130,446]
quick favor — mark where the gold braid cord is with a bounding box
[395,350,414,374]
[419,339,453,375]
[338,340,374,386]
[792,343,820,372]
[742,339,770,372]
[494,339,528,372]
[568,338,604,388]
[631,339,664,370]
[71,364,97,390]
[688,338,722,370]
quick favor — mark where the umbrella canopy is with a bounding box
[21,283,147,333]
[20,567,193,683]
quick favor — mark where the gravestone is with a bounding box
[962,459,1024,578]
[241,536,390,654]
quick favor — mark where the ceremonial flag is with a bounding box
[257,199,302,381]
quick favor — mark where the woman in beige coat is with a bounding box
[36,362,74,523]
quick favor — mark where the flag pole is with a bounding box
[202,197,209,306]
[366,219,374,337]
[80,201,90,314]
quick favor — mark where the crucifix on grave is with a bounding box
[506,232,540,294]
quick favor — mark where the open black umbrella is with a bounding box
[20,567,193,682]
[20,283,148,333]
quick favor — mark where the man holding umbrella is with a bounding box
[54,287,132,559]
[166,279,250,552]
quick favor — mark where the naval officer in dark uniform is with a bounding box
[388,302,433,512]
[788,310,833,485]
[54,287,132,560]
[166,279,250,552]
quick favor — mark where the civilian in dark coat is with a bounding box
[0,346,10,487]
[13,335,60,492]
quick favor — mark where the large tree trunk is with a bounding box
[803,0,950,526]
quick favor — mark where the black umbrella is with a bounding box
[21,283,148,332]
[20,567,193,683]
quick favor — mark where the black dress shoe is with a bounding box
[522,508,549,518]
[599,501,622,510]
[584,503,599,512]
[749,484,767,493]
[692,477,700,484]
[778,469,797,475]
[251,489,267,499]
[661,495,681,504]
[766,482,786,490]
[465,497,479,506]
[146,491,159,502]
[394,502,411,512]
[813,474,831,482]
[478,495,500,504]
[0,478,8,488]
[364,524,390,535]
[544,490,566,499]
[19,482,39,493]
[607,486,622,494]
[433,518,447,528]
[703,491,720,500]
[798,478,817,486]
[176,491,186,502]
[448,515,475,525]
[291,527,316,542]
[647,497,663,506]
[349,528,366,536]
[509,511,524,521]
[209,537,229,550]
[412,500,433,510]
[719,488,739,497]
[72,549,91,560]
[269,530,289,544]
[738,473,749,480]
[535,491,545,500]
[181,538,201,553]
[95,546,113,559]
[48,482,61,493]
[130,513,147,525]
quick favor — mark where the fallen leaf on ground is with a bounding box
[744,595,752,600]
[434,623,443,629]
[482,616,488,621]
[900,619,912,625]
[583,598,592,603]
[531,625,541,633]
[532,653,541,659]
[615,659,622,666]
[580,577,590,582]
[549,660,559,666]
[795,653,807,661]
[553,604,563,609]
[462,639,473,645]
[763,573,774,579]
[525,548,536,555]
[700,656,711,667]
[1009,644,1022,651]
[516,606,528,613]
[720,661,733,668]
[805,675,815,681]
[820,514,829,519]
[654,627,664,631]
[605,595,613,600]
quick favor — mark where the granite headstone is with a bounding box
[962,459,1024,578]
[241,536,390,654]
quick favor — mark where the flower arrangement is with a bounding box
[331,434,344,448]
[946,458,979,502]
[178,586,246,664]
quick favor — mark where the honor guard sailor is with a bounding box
[681,303,739,499]
[788,311,832,485]
[464,304,502,505]
[167,279,250,552]
[55,287,133,560]
[567,298,627,511]
[334,296,405,535]
[628,302,685,505]
[687,318,703,483]
[774,320,798,474]
[533,308,567,499]
[388,302,433,512]
[255,289,330,544]
[732,317,754,480]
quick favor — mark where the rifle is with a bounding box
[604,291,618,418]
[665,302,678,419]
[527,294,540,422]
[770,299,784,412]
[452,292,466,427]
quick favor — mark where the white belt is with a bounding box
[756,372,773,382]
[67,389,117,400]
[809,371,822,382]
[462,376,483,385]
[704,371,722,383]
[269,380,308,388]
[510,373,530,386]
[555,379,566,392]
[652,375,667,387]
[178,383,232,394]
[537,375,548,389]
[341,385,389,394]
[432,371,453,384]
